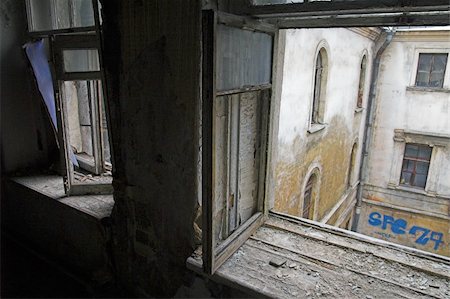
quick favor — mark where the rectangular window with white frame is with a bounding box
[409,48,450,90]
[415,53,448,88]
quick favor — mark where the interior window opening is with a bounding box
[23,0,112,195]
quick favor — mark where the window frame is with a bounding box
[201,10,277,275]
[399,143,432,189]
[415,53,448,88]
[409,48,450,90]
[388,129,447,196]
[356,54,367,109]
[198,1,450,279]
[25,0,113,196]
[309,44,329,130]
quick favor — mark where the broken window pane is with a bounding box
[63,49,100,73]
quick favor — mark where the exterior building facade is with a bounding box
[357,28,450,257]
[272,28,380,228]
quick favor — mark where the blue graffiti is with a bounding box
[368,212,444,251]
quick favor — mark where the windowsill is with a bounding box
[406,86,450,93]
[354,107,364,113]
[9,175,114,219]
[387,183,436,197]
[307,123,326,134]
[187,213,450,298]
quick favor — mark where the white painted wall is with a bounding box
[273,28,378,219]
[367,30,450,197]
[277,28,376,161]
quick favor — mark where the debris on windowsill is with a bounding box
[269,257,286,268]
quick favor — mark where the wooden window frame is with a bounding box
[26,0,114,196]
[415,53,448,88]
[400,143,432,189]
[201,10,277,275]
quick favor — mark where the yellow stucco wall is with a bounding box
[274,116,355,220]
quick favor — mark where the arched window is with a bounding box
[302,173,318,219]
[311,48,328,124]
[347,143,358,188]
[357,55,367,108]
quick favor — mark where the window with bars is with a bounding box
[400,144,432,189]
[415,53,448,88]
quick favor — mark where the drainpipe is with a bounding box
[352,28,395,231]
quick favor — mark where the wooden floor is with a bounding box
[189,214,450,299]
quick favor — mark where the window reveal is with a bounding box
[302,176,314,219]
[415,53,448,88]
[311,48,328,124]
[400,144,432,188]
[357,55,367,108]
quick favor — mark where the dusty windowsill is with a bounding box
[9,175,114,219]
[187,213,450,298]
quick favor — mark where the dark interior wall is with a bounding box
[101,0,201,296]
[0,0,57,174]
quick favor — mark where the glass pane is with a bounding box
[400,172,412,185]
[72,0,95,27]
[54,0,71,29]
[405,144,418,158]
[432,54,448,72]
[63,49,100,72]
[430,71,445,88]
[415,71,430,87]
[217,25,273,91]
[413,174,427,188]
[416,161,429,175]
[402,159,414,172]
[28,0,53,31]
[417,54,432,72]
[27,0,95,32]
[418,146,432,160]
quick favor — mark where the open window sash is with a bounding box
[202,11,277,274]
[51,33,112,196]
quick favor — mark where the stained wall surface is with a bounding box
[273,28,378,226]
